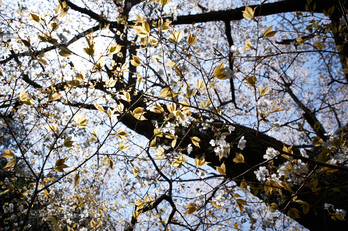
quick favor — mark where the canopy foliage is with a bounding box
[1,0,348,230]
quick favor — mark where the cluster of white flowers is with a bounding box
[263,147,278,160]
[278,159,309,185]
[258,99,272,108]
[176,113,194,127]
[324,203,347,219]
[254,166,269,183]
[210,136,230,159]
[3,203,14,213]
[322,133,348,166]
[200,118,214,132]
[159,121,176,134]
[255,148,309,186]
[230,45,244,56]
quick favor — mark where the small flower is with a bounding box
[223,67,236,79]
[263,147,278,160]
[237,136,246,150]
[336,209,346,218]
[210,139,216,147]
[324,203,333,210]
[228,125,235,133]
[300,149,309,158]
[254,166,268,182]
[187,144,193,154]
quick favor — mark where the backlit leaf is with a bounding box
[191,136,201,147]
[2,149,14,159]
[4,159,16,168]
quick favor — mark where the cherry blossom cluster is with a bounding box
[210,136,231,159]
[254,147,309,186]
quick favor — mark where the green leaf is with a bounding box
[37,59,48,65]
[59,47,72,57]
[21,39,31,47]
[74,173,80,187]
[30,13,41,23]
[270,202,278,212]
[287,208,301,219]
[63,137,74,147]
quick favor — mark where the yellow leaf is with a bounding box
[233,153,245,163]
[240,179,247,190]
[264,180,273,195]
[59,47,72,57]
[160,87,170,96]
[116,127,128,141]
[185,203,197,215]
[242,6,254,19]
[245,75,257,86]
[30,13,41,22]
[45,123,58,131]
[213,63,229,80]
[90,219,96,228]
[271,108,283,113]
[74,173,80,187]
[196,79,205,91]
[133,107,147,120]
[236,198,247,205]
[70,79,81,86]
[109,43,122,54]
[4,159,16,168]
[211,201,222,209]
[154,147,164,156]
[133,22,150,38]
[131,56,141,66]
[75,114,88,128]
[263,26,277,38]
[270,202,278,212]
[216,162,226,175]
[282,145,293,154]
[191,136,201,148]
[244,39,253,50]
[2,149,14,159]
[236,199,244,213]
[187,33,197,45]
[280,181,292,192]
[169,30,183,43]
[94,102,105,112]
[165,60,176,66]
[258,86,270,96]
[159,0,171,6]
[314,41,323,50]
[287,208,301,219]
[108,158,114,168]
[37,59,48,65]
[263,26,273,37]
[166,102,176,113]
[132,167,140,177]
[296,37,304,45]
[119,142,130,151]
[195,156,210,167]
[49,93,61,101]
